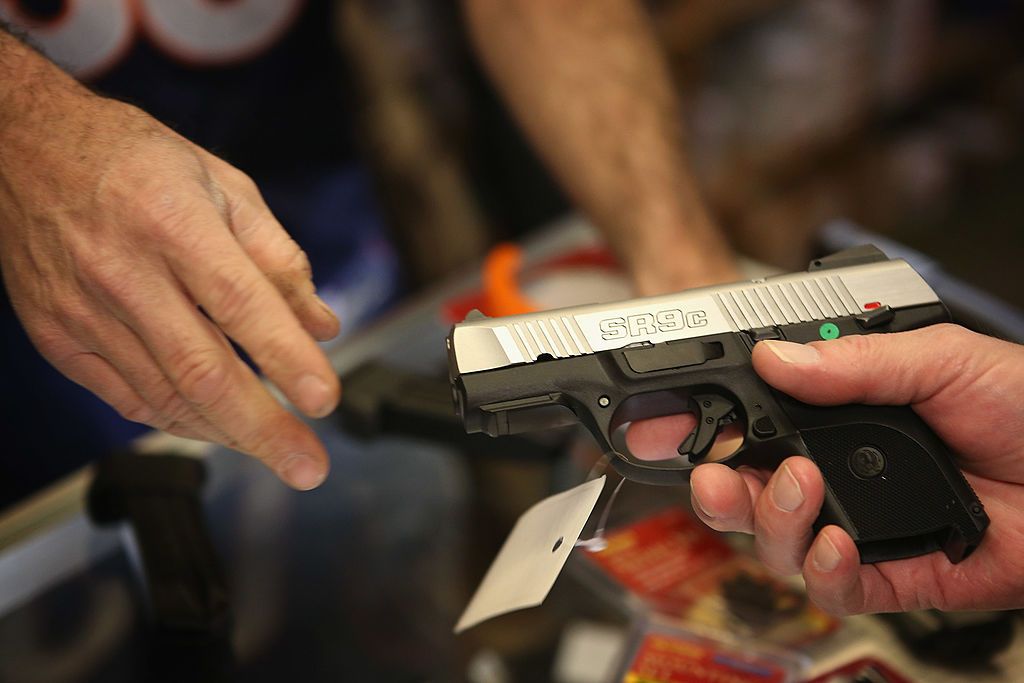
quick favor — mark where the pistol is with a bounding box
[447,246,989,564]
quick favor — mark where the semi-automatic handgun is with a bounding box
[447,246,989,564]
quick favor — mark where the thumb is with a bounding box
[745,325,999,409]
[752,324,1024,478]
[751,324,995,407]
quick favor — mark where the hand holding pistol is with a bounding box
[448,247,990,566]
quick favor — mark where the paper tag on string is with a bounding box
[454,476,606,633]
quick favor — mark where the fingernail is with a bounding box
[691,490,714,520]
[762,340,820,364]
[297,374,336,418]
[812,533,842,572]
[770,463,804,512]
[278,454,327,490]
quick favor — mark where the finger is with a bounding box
[624,414,741,462]
[88,337,219,442]
[207,160,340,341]
[737,466,770,508]
[180,328,332,489]
[54,348,161,428]
[803,526,951,615]
[44,330,211,441]
[39,313,211,440]
[95,269,332,489]
[58,307,221,440]
[751,456,826,575]
[170,314,332,489]
[625,413,696,460]
[75,249,332,488]
[157,198,340,419]
[802,526,869,615]
[690,463,758,533]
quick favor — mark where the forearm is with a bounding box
[463,0,737,293]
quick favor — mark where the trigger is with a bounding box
[677,394,736,463]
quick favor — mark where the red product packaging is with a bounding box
[618,621,805,683]
[585,508,838,646]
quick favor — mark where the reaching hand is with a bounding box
[0,85,340,490]
[627,325,1024,614]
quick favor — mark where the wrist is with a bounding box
[0,30,91,145]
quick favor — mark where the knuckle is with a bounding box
[151,385,196,425]
[253,328,298,373]
[236,421,276,455]
[834,331,873,358]
[205,266,260,328]
[213,167,262,215]
[49,300,96,338]
[76,252,135,305]
[929,322,968,343]
[143,195,205,247]
[192,418,234,449]
[163,398,197,426]
[217,412,283,460]
[250,232,311,283]
[135,188,221,253]
[25,320,75,359]
[226,167,260,196]
[205,181,230,219]
[805,578,855,616]
[281,245,312,280]
[894,577,935,612]
[927,324,978,365]
[132,172,188,217]
[817,596,853,618]
[757,544,799,576]
[118,400,158,425]
[170,348,231,407]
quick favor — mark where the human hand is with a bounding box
[627,325,1024,614]
[0,86,340,489]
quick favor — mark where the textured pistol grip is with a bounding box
[794,414,988,564]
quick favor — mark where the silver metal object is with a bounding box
[452,259,939,374]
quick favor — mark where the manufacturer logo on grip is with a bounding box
[598,309,708,341]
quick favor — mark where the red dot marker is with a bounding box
[863,301,882,310]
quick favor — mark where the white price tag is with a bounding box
[454,476,606,633]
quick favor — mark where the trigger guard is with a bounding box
[606,452,692,486]
[605,426,699,487]
[600,389,741,485]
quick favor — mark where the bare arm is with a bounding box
[462,0,738,294]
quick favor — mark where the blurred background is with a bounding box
[342,0,1024,305]
[1,2,1024,681]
